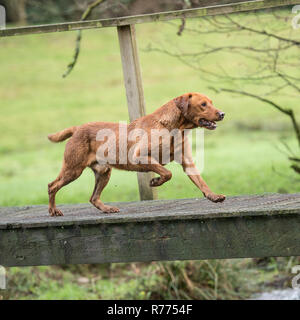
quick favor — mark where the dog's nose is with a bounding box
[218,112,225,120]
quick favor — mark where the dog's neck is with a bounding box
[156,101,196,130]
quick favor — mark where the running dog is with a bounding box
[48,92,225,216]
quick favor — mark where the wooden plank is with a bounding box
[117,25,145,120]
[0,0,298,37]
[0,193,300,267]
[117,24,156,201]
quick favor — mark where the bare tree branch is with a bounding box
[214,87,300,149]
[63,0,106,78]
[225,15,300,47]
[177,18,186,36]
[277,72,300,94]
[147,9,300,173]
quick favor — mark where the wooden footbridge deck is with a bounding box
[0,193,299,267]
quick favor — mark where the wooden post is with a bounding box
[117,24,156,201]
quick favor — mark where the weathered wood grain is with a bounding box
[0,193,299,267]
[0,0,298,37]
[117,25,156,201]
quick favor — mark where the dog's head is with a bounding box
[174,92,225,130]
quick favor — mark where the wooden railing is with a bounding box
[0,0,298,37]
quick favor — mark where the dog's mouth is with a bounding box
[198,119,217,130]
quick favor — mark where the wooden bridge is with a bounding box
[0,193,299,267]
[0,0,299,267]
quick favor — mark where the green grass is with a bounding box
[0,13,299,300]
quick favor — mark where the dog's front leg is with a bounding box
[181,142,225,203]
[183,162,225,202]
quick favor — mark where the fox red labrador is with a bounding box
[48,92,225,216]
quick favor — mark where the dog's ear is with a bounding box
[174,94,191,116]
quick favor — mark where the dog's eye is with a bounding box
[201,102,207,107]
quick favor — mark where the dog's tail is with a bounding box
[48,126,77,143]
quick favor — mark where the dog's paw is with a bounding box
[49,207,64,217]
[102,205,120,213]
[150,177,161,187]
[206,193,226,203]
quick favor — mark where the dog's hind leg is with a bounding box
[48,163,85,216]
[48,136,90,216]
[89,164,119,213]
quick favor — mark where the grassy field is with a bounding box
[0,13,299,299]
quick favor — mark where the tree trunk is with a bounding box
[0,0,27,24]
